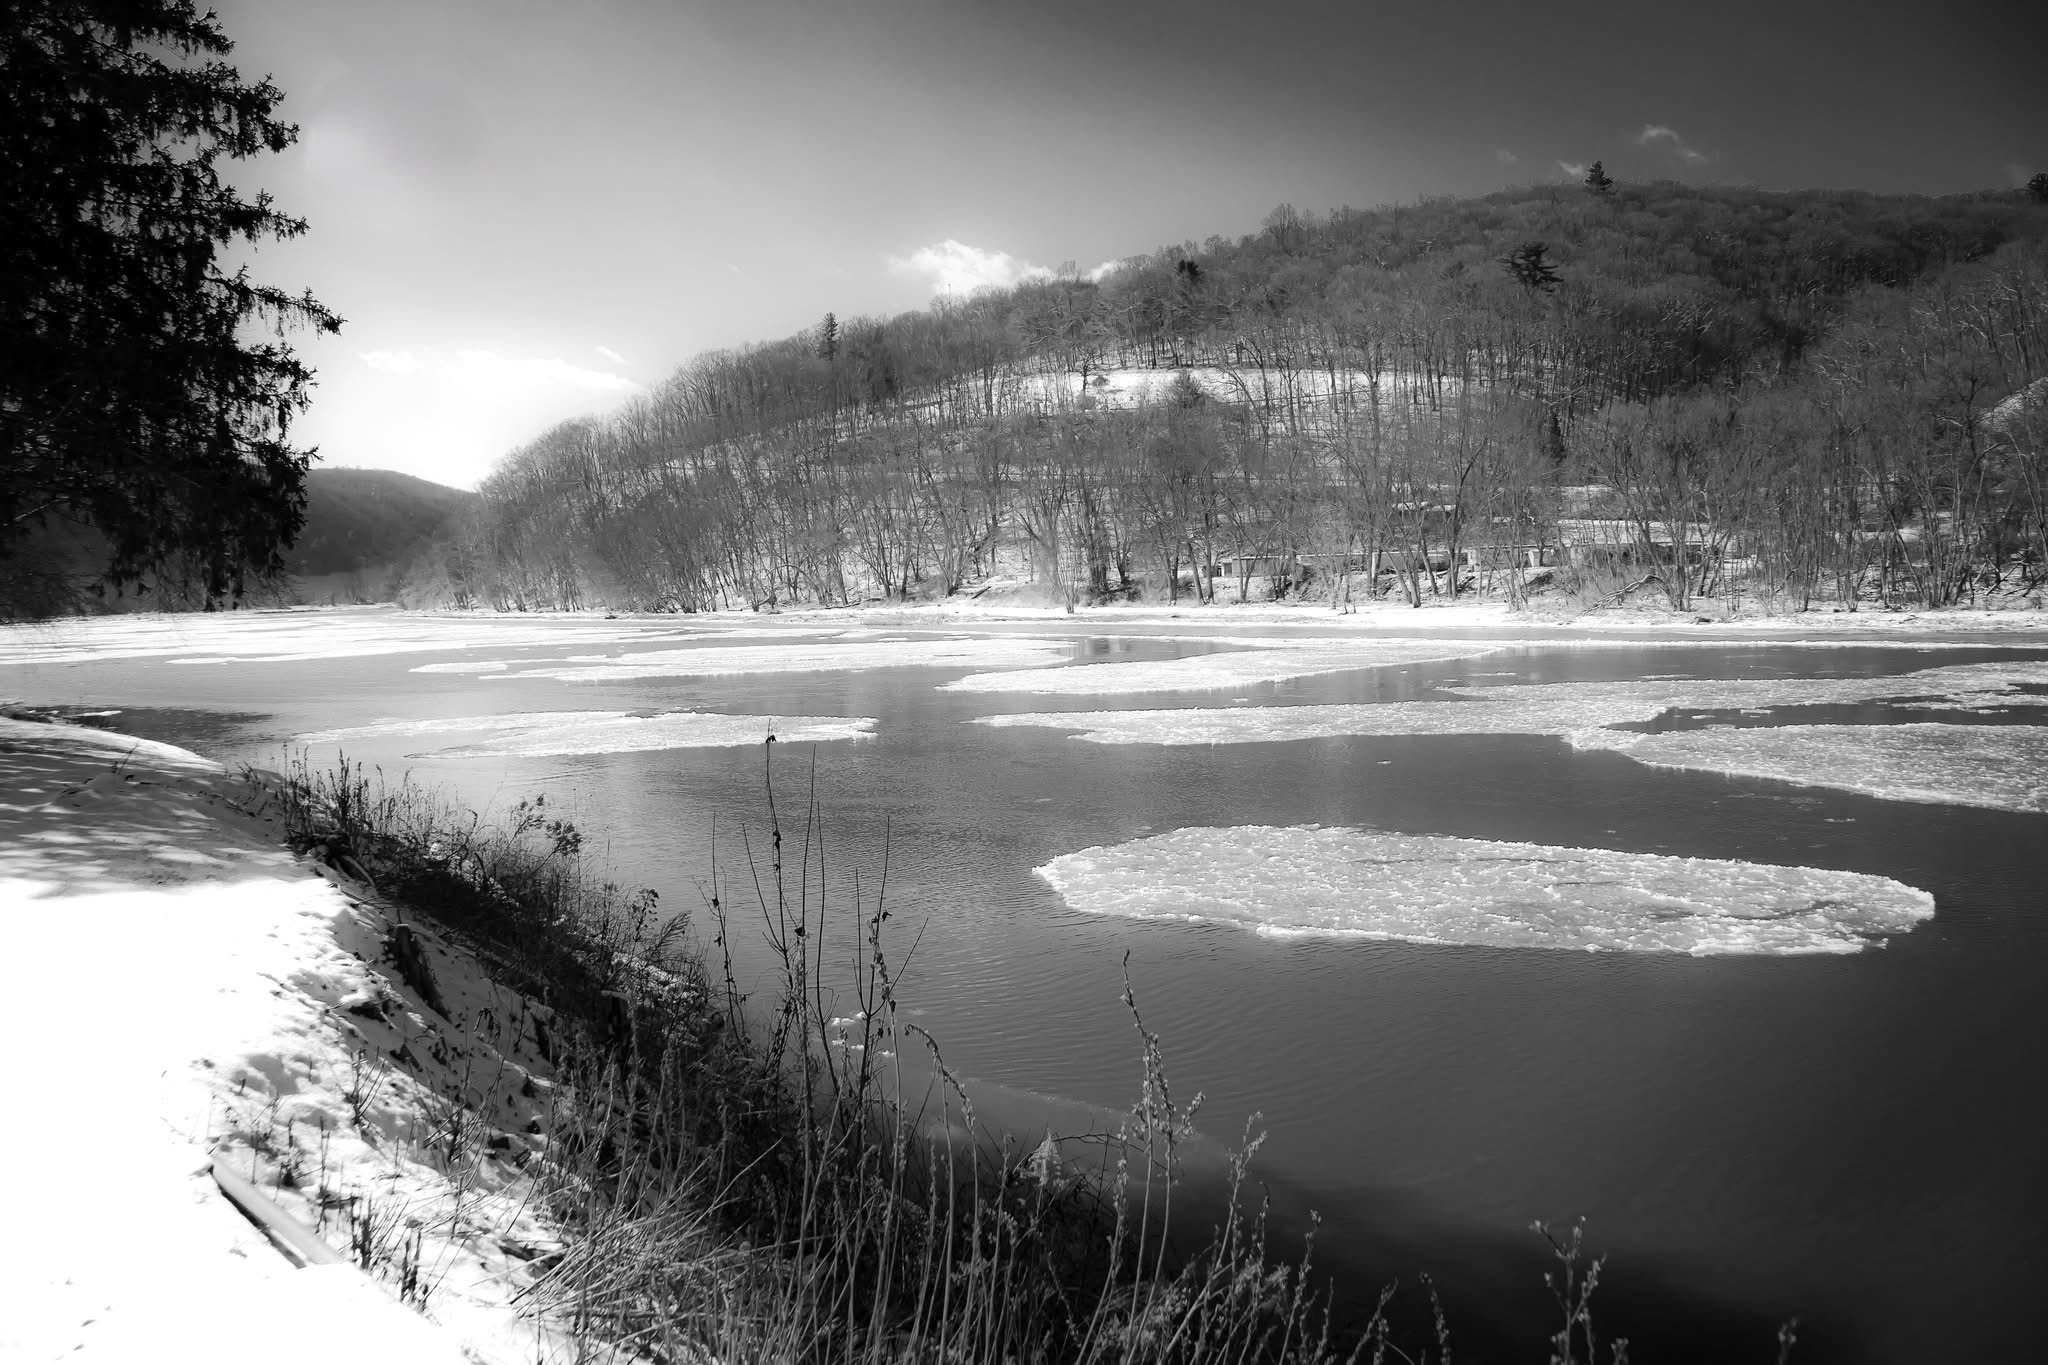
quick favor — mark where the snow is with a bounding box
[977,659,2048,812]
[1008,365,1451,414]
[941,640,1502,694]
[0,716,603,1362]
[0,609,698,666]
[1577,723,2048,813]
[6,603,2044,691]
[1036,825,1934,955]
[493,636,1073,681]
[304,708,878,757]
[976,658,2048,744]
[411,659,511,674]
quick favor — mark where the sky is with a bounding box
[207,0,2043,490]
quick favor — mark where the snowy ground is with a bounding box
[800,594,2048,639]
[0,715,599,1363]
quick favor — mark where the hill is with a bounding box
[447,181,2048,614]
[289,468,477,578]
[0,469,476,618]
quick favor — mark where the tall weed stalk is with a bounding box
[272,744,1661,1365]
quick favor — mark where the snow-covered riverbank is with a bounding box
[0,715,589,1363]
[5,593,2048,673]
[764,590,2048,640]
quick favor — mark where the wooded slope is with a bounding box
[445,181,2048,613]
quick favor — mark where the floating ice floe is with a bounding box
[1577,724,2048,813]
[410,660,512,674]
[979,659,2048,813]
[493,637,1072,682]
[301,710,875,758]
[0,613,694,666]
[941,640,1501,694]
[978,660,2048,744]
[1036,825,1934,954]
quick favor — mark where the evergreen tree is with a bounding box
[0,0,339,611]
[2029,172,2048,205]
[1500,241,1563,293]
[815,312,839,361]
[1584,160,1615,196]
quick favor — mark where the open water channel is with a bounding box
[5,608,2043,1363]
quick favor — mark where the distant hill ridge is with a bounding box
[289,468,477,578]
[455,179,2047,615]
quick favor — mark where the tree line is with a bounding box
[427,182,2048,615]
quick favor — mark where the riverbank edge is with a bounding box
[333,590,2048,643]
[3,710,1490,1365]
[0,712,619,1362]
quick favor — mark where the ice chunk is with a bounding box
[942,641,1501,694]
[1036,825,1934,955]
[410,660,510,674]
[496,637,1072,682]
[0,614,694,665]
[977,702,1494,745]
[302,712,619,742]
[1575,723,2048,813]
[1442,658,2048,715]
[977,660,2048,744]
[302,710,874,757]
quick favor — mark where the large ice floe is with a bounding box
[1579,723,2048,813]
[301,710,874,758]
[0,613,698,666]
[1036,825,1935,954]
[979,659,2048,812]
[979,658,2048,741]
[941,639,1501,694]
[489,637,1072,682]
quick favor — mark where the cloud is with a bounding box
[889,239,1054,297]
[2007,162,2039,188]
[360,348,637,394]
[1495,148,1519,164]
[1638,124,1709,165]
[594,345,627,366]
[1557,160,1589,179]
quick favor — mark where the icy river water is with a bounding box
[5,608,2045,1363]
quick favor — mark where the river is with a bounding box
[5,607,2043,1363]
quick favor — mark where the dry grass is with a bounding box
[271,744,1706,1365]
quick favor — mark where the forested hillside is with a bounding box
[288,469,477,577]
[449,181,2048,614]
